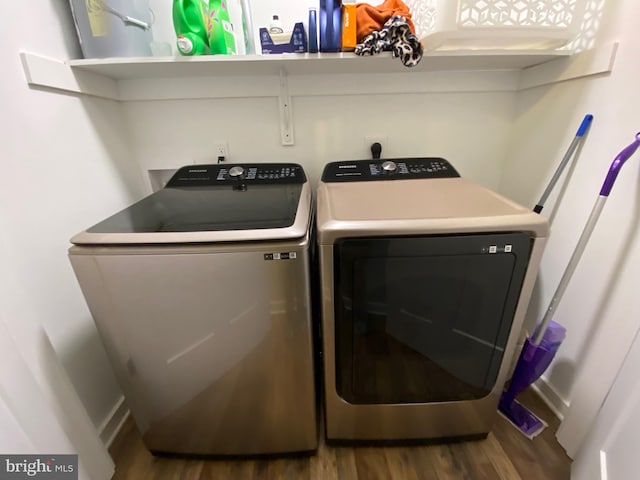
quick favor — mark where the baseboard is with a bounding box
[531,376,570,421]
[98,396,130,448]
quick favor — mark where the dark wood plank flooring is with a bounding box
[108,388,571,479]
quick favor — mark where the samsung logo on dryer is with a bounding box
[338,165,357,169]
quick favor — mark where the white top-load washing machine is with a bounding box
[316,157,549,443]
[69,163,317,456]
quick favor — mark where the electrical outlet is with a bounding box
[214,141,228,160]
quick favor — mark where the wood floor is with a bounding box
[108,388,571,479]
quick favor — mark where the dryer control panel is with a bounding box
[166,163,306,187]
[321,158,460,182]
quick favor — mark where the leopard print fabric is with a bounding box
[354,15,423,68]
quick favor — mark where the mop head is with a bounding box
[498,398,548,440]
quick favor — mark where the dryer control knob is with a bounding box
[381,161,397,173]
[229,166,245,178]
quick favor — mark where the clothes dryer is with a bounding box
[316,158,548,442]
[69,163,317,456]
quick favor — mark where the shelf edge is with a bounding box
[518,43,618,91]
[21,46,614,100]
[20,52,119,100]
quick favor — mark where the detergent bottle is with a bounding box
[319,0,342,52]
[207,0,237,55]
[172,0,210,55]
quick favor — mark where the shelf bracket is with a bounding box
[278,69,294,146]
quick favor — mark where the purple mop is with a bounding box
[499,131,640,438]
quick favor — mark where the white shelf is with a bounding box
[20,44,617,101]
[65,50,570,79]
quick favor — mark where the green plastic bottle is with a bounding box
[172,0,209,55]
[207,0,237,55]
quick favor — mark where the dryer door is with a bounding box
[333,232,530,405]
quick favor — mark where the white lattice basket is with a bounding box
[405,0,589,52]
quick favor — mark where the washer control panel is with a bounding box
[166,163,306,187]
[321,158,460,182]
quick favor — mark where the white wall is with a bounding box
[131,0,522,192]
[0,316,115,479]
[124,89,516,191]
[499,0,639,423]
[0,0,145,433]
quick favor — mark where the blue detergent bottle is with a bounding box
[308,7,318,53]
[319,0,342,52]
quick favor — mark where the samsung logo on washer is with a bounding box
[1,455,77,479]
[338,164,357,169]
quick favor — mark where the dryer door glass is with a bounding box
[334,233,530,404]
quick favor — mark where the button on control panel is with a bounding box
[254,166,297,180]
[217,165,301,181]
[322,158,460,182]
[166,163,306,187]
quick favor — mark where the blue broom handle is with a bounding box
[534,114,593,214]
[533,132,640,345]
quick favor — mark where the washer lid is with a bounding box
[71,163,311,245]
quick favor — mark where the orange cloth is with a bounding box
[356,0,416,43]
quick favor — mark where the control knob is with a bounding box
[228,166,245,178]
[381,160,397,173]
